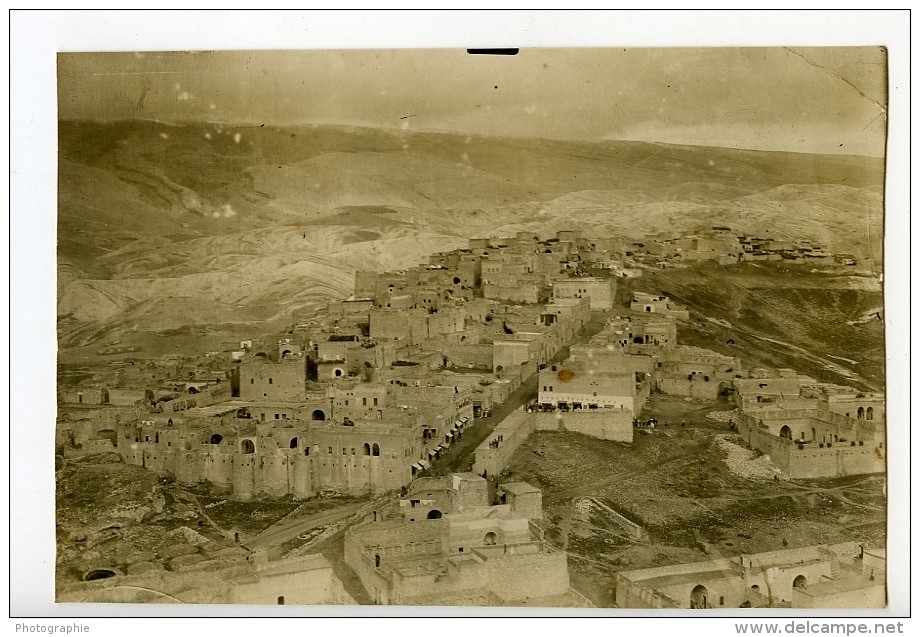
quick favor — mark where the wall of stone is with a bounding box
[739,421,885,478]
[493,340,537,374]
[553,278,616,310]
[618,556,837,609]
[121,424,418,499]
[394,548,570,604]
[785,444,886,479]
[428,309,465,336]
[370,310,411,341]
[483,282,544,305]
[793,581,886,609]
[228,556,335,605]
[472,409,536,477]
[533,410,633,442]
[658,376,720,400]
[240,359,306,402]
[344,520,443,604]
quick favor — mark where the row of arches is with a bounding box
[856,406,875,421]
[689,575,806,609]
[207,433,386,458]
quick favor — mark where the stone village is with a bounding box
[56,228,885,609]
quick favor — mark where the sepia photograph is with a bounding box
[8,9,911,625]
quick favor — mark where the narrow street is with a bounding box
[428,311,611,477]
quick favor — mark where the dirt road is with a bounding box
[244,501,366,550]
[428,311,611,476]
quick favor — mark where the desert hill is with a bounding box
[57,120,885,360]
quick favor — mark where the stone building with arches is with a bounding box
[736,406,885,479]
[343,473,571,606]
[117,409,426,500]
[614,542,884,609]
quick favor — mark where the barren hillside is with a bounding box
[57,121,885,361]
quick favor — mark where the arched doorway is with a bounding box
[483,532,497,546]
[241,439,256,454]
[857,407,865,420]
[188,386,199,394]
[311,409,326,421]
[372,443,380,457]
[427,510,442,519]
[690,584,709,609]
[779,425,792,440]
[866,407,874,420]
[289,437,298,449]
[100,388,110,404]
[281,349,292,359]
[210,433,223,445]
[793,575,807,590]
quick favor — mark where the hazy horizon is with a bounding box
[58,116,888,161]
[58,47,888,158]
